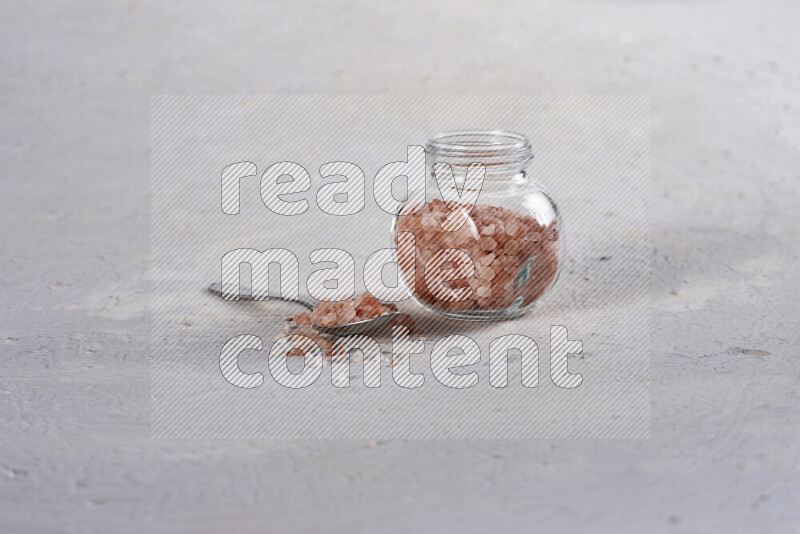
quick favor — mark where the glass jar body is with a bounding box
[392,131,561,321]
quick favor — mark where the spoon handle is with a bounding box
[207,282,315,312]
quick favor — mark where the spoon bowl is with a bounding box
[207,282,400,337]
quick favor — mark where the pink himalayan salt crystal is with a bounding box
[395,201,559,312]
[492,219,505,236]
[495,228,511,245]
[292,313,311,326]
[339,303,357,324]
[441,233,458,248]
[297,292,398,327]
[309,301,336,325]
[421,214,438,231]
[494,270,513,289]
[477,266,496,281]
[505,222,522,238]
[525,230,542,242]
[478,211,494,224]
[503,259,520,275]
[504,239,520,255]
[476,286,492,298]
[320,312,337,326]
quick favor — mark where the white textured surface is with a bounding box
[1,1,799,532]
[149,95,651,439]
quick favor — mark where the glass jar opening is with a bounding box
[426,130,533,172]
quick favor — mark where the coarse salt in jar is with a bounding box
[392,130,561,321]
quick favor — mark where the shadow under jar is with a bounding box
[392,130,562,321]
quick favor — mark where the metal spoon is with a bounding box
[207,282,401,336]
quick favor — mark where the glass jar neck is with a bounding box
[426,130,533,183]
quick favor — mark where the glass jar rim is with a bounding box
[428,130,533,156]
[426,130,533,167]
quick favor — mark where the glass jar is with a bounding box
[392,130,561,321]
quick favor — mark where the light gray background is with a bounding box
[1,0,798,532]
[150,95,650,439]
